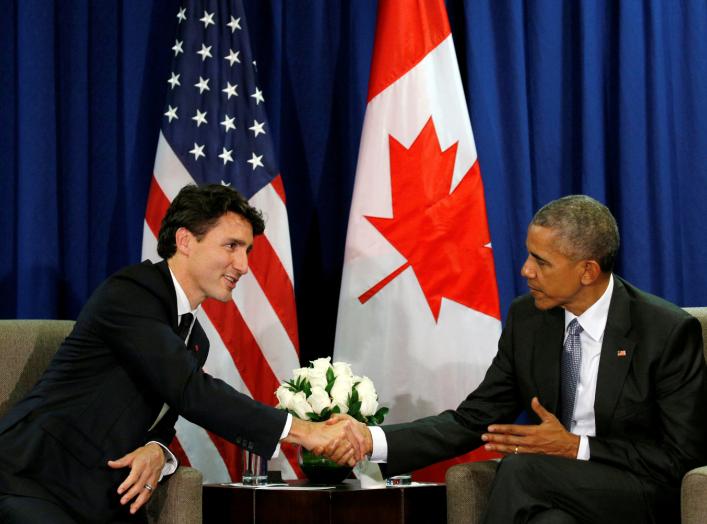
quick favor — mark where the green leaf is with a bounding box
[325,377,335,395]
[287,376,312,395]
[331,405,341,414]
[374,407,389,419]
[349,388,359,404]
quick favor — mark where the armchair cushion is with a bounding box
[147,466,203,524]
[445,460,498,524]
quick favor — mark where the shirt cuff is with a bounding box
[368,425,388,463]
[576,435,590,460]
[148,441,178,481]
[271,413,293,459]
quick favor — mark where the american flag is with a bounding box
[141,0,301,482]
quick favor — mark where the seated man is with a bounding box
[0,184,347,523]
[330,195,707,523]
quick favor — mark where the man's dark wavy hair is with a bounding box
[157,184,265,259]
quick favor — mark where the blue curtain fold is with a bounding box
[2,1,706,363]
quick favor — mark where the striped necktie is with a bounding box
[560,318,583,430]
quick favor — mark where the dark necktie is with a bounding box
[178,313,194,342]
[560,318,583,430]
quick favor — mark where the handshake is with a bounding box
[284,414,374,467]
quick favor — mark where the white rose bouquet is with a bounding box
[275,357,388,425]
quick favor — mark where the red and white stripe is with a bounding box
[142,132,301,482]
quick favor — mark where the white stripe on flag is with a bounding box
[153,132,195,199]
[250,184,295,285]
[175,417,230,484]
[232,273,300,381]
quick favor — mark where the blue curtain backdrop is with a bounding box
[2,1,706,365]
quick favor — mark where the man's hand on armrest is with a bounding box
[107,442,166,515]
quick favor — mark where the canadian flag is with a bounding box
[333,0,502,481]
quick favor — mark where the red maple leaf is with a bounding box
[360,117,500,322]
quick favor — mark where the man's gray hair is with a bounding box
[531,195,620,272]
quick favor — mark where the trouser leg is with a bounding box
[481,454,652,524]
[0,493,79,524]
[528,508,578,524]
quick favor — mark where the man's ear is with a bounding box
[174,227,192,255]
[580,260,602,285]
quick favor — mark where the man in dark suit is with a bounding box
[328,195,707,522]
[0,184,347,523]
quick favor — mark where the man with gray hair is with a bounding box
[328,195,707,523]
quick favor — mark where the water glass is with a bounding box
[241,449,268,486]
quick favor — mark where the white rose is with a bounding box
[275,385,294,409]
[292,367,310,384]
[307,365,329,390]
[307,386,331,415]
[288,391,313,420]
[310,356,332,370]
[356,376,379,417]
[330,374,354,414]
[332,361,353,379]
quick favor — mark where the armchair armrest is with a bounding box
[146,466,203,524]
[682,465,707,524]
[446,460,498,524]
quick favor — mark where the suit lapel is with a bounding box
[533,307,565,416]
[594,277,636,435]
[188,320,209,367]
[154,260,180,333]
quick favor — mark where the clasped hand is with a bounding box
[315,414,373,466]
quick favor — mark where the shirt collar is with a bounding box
[564,274,614,342]
[168,268,200,319]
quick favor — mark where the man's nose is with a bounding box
[520,257,534,278]
[233,250,249,275]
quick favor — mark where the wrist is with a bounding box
[569,433,580,459]
[146,442,167,468]
[283,417,312,446]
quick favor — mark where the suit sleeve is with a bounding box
[382,304,523,476]
[145,407,178,450]
[589,315,707,485]
[85,274,287,458]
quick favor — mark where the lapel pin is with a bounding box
[617,349,627,357]
[194,344,200,352]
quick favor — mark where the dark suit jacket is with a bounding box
[0,260,287,522]
[383,277,707,515]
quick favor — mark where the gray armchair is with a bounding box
[445,307,707,524]
[0,319,203,524]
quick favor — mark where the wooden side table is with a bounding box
[203,480,447,523]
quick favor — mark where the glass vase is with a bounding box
[298,446,352,485]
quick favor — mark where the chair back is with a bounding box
[683,307,707,364]
[0,319,75,418]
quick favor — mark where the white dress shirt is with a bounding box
[566,274,613,460]
[369,275,615,463]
